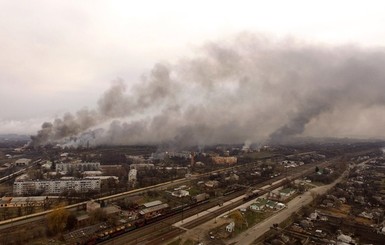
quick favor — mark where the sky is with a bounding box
[1,1,385,145]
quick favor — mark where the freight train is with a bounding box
[243,189,260,201]
[78,194,210,245]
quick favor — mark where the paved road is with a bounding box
[226,170,349,245]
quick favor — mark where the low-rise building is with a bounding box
[14,158,31,166]
[205,180,220,188]
[139,203,169,219]
[0,196,56,208]
[211,156,237,165]
[250,198,267,211]
[279,188,296,200]
[86,200,101,212]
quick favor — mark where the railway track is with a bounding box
[102,161,333,245]
[1,157,334,244]
[0,163,263,231]
[97,190,246,245]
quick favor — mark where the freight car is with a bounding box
[243,189,260,201]
[81,194,210,244]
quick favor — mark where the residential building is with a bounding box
[211,156,237,165]
[56,162,100,172]
[130,163,154,170]
[13,179,101,195]
[128,169,137,187]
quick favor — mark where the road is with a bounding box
[98,160,326,245]
[226,168,349,245]
[0,165,241,230]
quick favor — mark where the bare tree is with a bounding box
[46,207,70,235]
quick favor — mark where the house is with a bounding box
[266,200,278,209]
[250,198,267,211]
[359,211,374,220]
[279,188,296,200]
[309,211,319,220]
[250,202,265,212]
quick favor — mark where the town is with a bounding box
[1,135,385,245]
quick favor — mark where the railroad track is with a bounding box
[97,160,333,245]
[1,158,334,244]
[0,163,268,230]
[142,228,185,245]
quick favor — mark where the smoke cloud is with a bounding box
[30,33,385,148]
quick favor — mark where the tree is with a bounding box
[229,210,245,227]
[298,184,306,194]
[46,207,70,235]
[315,166,320,173]
[66,213,78,230]
[89,208,108,224]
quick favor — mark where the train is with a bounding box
[243,189,260,201]
[78,194,210,245]
[222,185,245,196]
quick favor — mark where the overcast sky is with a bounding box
[1,0,385,136]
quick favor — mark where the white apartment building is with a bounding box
[13,179,101,195]
[128,169,137,183]
[56,162,100,172]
